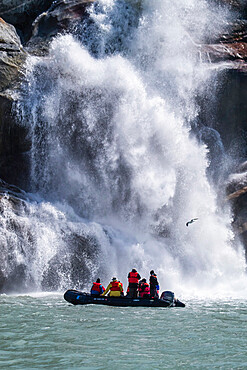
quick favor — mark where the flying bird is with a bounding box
[186,218,198,227]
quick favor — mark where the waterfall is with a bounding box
[2,0,246,297]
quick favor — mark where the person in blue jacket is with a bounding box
[90,278,105,296]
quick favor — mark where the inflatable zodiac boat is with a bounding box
[64,290,185,307]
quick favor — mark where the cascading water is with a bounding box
[2,0,247,297]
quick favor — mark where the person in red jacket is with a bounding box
[138,278,150,298]
[128,268,141,298]
[90,278,105,296]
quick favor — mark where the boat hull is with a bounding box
[64,290,185,307]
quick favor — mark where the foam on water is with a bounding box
[3,0,246,298]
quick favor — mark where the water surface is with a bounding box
[1,294,246,369]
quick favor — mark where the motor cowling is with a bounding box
[160,291,175,306]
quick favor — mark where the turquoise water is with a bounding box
[1,293,247,369]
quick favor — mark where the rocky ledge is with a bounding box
[0,18,26,91]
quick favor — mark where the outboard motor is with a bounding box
[160,291,175,306]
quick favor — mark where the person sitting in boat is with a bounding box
[138,278,150,298]
[90,278,105,296]
[149,270,159,298]
[101,277,124,297]
[128,268,141,298]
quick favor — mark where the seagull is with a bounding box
[186,218,198,227]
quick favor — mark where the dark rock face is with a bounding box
[198,1,247,258]
[203,43,247,65]
[0,94,31,187]
[0,18,26,91]
[0,18,30,187]
[0,0,54,42]
[26,0,95,55]
[200,1,247,71]
[41,233,101,291]
[1,264,32,293]
[199,69,247,156]
[32,0,94,38]
[210,3,247,258]
[226,171,247,260]
[217,71,247,154]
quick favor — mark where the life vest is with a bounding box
[110,280,122,291]
[128,271,139,284]
[91,282,102,293]
[139,282,150,297]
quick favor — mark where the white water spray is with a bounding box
[5,0,246,297]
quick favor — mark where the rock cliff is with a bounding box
[0,18,30,186]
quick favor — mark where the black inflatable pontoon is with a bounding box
[64,290,185,307]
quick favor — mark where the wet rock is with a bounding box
[0,269,6,292]
[219,0,247,15]
[226,165,247,258]
[27,0,95,55]
[0,19,30,187]
[203,42,247,62]
[0,178,29,202]
[216,69,247,150]
[0,18,26,91]
[236,161,247,173]
[41,232,101,291]
[0,93,31,188]
[201,21,247,70]
[198,68,247,158]
[201,1,247,70]
[0,0,54,42]
[2,264,33,293]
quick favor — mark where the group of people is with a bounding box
[90,269,159,299]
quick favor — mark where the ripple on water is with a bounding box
[1,295,247,368]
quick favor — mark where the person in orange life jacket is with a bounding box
[149,270,159,298]
[101,277,124,297]
[128,268,141,298]
[90,278,105,296]
[138,278,150,298]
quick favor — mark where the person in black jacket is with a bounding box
[149,270,159,298]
